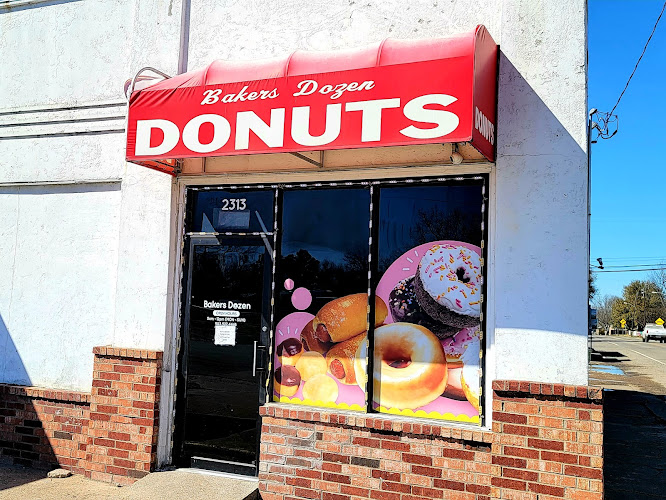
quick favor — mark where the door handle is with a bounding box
[253,341,267,377]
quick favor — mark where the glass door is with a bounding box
[176,235,272,475]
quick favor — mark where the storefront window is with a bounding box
[188,178,487,423]
[273,188,371,410]
[372,182,484,423]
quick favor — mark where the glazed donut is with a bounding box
[372,323,447,409]
[302,374,339,403]
[326,333,366,385]
[300,319,333,354]
[274,365,301,398]
[460,337,480,411]
[295,351,327,381]
[312,294,388,343]
[277,338,303,366]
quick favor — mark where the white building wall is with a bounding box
[493,1,589,384]
[1,0,588,392]
[0,0,182,391]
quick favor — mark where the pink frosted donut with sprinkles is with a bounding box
[442,326,480,367]
[413,244,482,329]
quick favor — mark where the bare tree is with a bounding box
[649,267,666,296]
[592,294,620,331]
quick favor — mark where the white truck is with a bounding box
[641,323,666,343]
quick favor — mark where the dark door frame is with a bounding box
[173,233,272,476]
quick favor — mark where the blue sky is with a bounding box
[589,0,666,299]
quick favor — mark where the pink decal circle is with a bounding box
[284,278,295,291]
[291,287,313,310]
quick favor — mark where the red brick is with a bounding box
[491,476,527,491]
[503,467,538,482]
[441,448,474,460]
[340,484,370,497]
[113,458,136,469]
[412,486,444,498]
[382,481,411,493]
[323,472,350,484]
[370,490,401,500]
[132,384,156,393]
[323,493,350,500]
[527,438,564,451]
[466,484,491,495]
[433,479,465,491]
[402,453,432,465]
[114,365,135,373]
[564,465,603,480]
[503,446,539,459]
[503,424,539,437]
[541,451,579,464]
[493,412,528,425]
[95,405,118,415]
[372,470,400,481]
[106,466,128,476]
[322,452,349,464]
[529,482,565,497]
[492,456,527,468]
[411,465,442,477]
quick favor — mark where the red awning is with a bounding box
[126,25,497,175]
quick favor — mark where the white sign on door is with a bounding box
[214,323,237,346]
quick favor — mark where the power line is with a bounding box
[593,267,666,273]
[590,263,666,269]
[595,256,666,261]
[609,0,666,115]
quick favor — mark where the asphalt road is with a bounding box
[589,335,666,394]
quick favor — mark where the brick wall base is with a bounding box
[258,381,603,500]
[0,346,162,486]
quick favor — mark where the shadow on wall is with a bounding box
[490,53,588,382]
[0,314,30,386]
[0,313,60,484]
[495,52,588,335]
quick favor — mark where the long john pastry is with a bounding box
[312,293,388,343]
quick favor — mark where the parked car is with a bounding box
[641,324,666,343]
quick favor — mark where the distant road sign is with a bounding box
[656,318,664,326]
[620,319,627,327]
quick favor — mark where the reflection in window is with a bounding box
[189,189,274,233]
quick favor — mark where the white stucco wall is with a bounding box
[185,0,589,385]
[0,0,182,391]
[0,184,121,390]
[1,0,588,394]
[493,1,589,384]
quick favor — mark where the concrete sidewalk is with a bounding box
[0,465,258,500]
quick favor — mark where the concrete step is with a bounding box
[120,469,258,500]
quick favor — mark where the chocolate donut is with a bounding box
[274,365,301,398]
[277,338,303,366]
[388,277,458,339]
